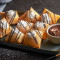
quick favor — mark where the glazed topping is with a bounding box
[41,13,51,24]
[49,25,60,36]
[0,20,9,29]
[12,27,22,34]
[28,11,35,19]
[28,30,36,38]
[35,22,45,30]
[7,10,16,19]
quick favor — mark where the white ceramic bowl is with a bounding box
[47,24,60,44]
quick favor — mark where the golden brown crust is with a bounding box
[5,28,25,44]
[0,18,12,38]
[41,8,60,25]
[22,30,43,48]
[19,7,41,23]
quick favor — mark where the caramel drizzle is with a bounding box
[9,12,16,24]
[29,31,38,44]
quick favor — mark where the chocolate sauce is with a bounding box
[49,25,60,36]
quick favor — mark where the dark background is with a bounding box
[0,0,60,60]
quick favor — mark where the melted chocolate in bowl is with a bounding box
[49,25,60,37]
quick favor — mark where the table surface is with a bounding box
[0,0,60,60]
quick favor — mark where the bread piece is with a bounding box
[5,27,25,44]
[41,8,60,25]
[34,21,50,40]
[22,30,43,48]
[19,7,41,23]
[0,10,19,25]
[17,20,34,34]
[0,18,12,38]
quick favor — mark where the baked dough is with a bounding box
[41,8,60,25]
[0,10,19,25]
[22,30,43,48]
[17,20,34,34]
[34,21,50,40]
[0,18,12,38]
[19,7,41,23]
[5,27,25,44]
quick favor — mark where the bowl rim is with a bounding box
[47,23,60,38]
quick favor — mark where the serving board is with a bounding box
[0,11,60,55]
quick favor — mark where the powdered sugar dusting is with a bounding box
[7,10,16,19]
[28,11,35,19]
[35,22,44,29]
[0,20,9,29]
[41,13,51,24]
[17,20,28,28]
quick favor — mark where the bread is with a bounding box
[0,18,12,38]
[41,8,60,25]
[17,20,34,34]
[19,7,41,23]
[34,21,50,40]
[0,10,19,25]
[22,30,43,48]
[5,27,25,44]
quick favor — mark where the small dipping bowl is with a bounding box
[47,24,60,44]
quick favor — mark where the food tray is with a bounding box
[0,11,60,55]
